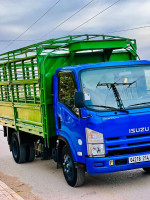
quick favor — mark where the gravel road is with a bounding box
[0,125,150,200]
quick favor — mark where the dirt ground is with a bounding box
[0,171,41,200]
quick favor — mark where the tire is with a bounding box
[26,143,35,162]
[62,145,85,187]
[143,167,150,173]
[11,133,26,164]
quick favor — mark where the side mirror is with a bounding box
[75,91,84,108]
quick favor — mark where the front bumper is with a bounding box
[86,151,150,175]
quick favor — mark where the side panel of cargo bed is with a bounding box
[0,56,43,137]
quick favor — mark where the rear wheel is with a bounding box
[62,145,85,187]
[143,167,150,173]
[26,143,35,162]
[11,133,26,163]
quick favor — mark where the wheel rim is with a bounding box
[63,154,74,181]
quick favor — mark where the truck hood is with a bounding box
[101,111,150,138]
[99,110,150,154]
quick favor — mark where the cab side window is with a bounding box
[58,71,78,115]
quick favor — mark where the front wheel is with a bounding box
[62,145,85,187]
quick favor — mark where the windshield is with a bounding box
[80,65,150,111]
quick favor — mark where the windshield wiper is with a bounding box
[97,81,136,88]
[96,81,136,112]
[128,102,150,107]
[87,105,129,113]
[97,82,125,110]
[126,80,137,88]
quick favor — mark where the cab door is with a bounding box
[54,71,85,163]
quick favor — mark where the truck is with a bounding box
[1,34,150,187]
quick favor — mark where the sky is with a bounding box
[0,0,150,59]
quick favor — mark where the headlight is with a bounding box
[88,144,105,156]
[86,128,105,157]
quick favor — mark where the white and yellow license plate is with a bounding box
[129,154,150,164]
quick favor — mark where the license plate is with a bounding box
[129,154,150,163]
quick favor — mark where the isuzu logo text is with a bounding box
[129,127,149,133]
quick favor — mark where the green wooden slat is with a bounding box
[0,70,3,101]
[31,58,37,104]
[8,62,18,130]
[0,79,38,86]
[13,62,19,102]
[0,55,36,66]
[21,60,27,103]
[5,64,10,101]
[25,62,31,100]
[2,65,8,100]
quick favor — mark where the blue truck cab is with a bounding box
[54,60,150,186]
